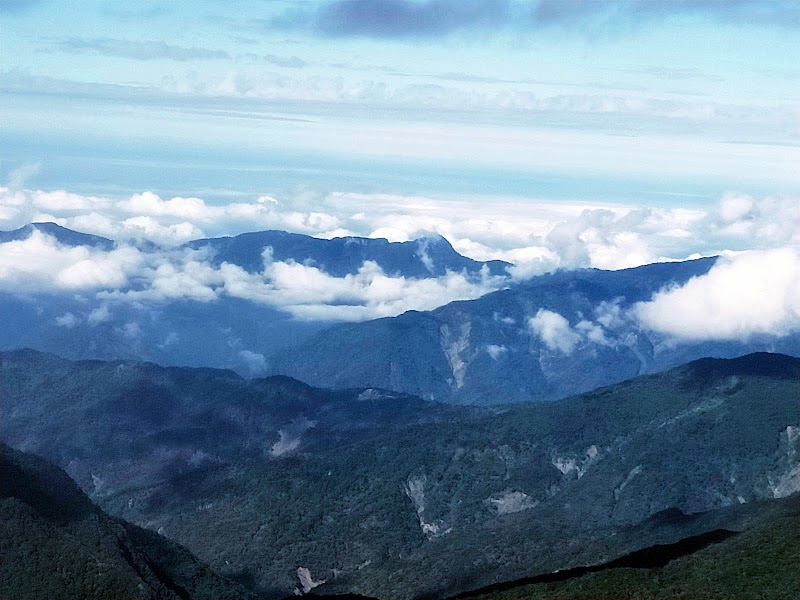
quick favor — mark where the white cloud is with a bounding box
[3,185,798,282]
[87,304,112,326]
[119,192,213,220]
[594,299,628,330]
[485,344,507,360]
[718,192,754,223]
[85,243,507,322]
[575,320,613,346]
[528,307,626,354]
[0,231,143,292]
[213,256,507,322]
[239,350,267,375]
[121,216,203,245]
[55,312,80,328]
[119,322,142,340]
[635,248,800,341]
[0,187,345,247]
[529,309,582,355]
[2,184,799,326]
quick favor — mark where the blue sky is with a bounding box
[2,0,799,203]
[1,1,799,266]
[1,1,799,334]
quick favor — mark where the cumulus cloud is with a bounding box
[485,344,507,360]
[87,304,112,326]
[528,305,630,355]
[0,231,143,293]
[0,187,344,246]
[635,248,800,341]
[529,309,582,355]
[1,184,798,325]
[55,312,79,328]
[239,350,267,375]
[718,192,754,223]
[1,232,506,322]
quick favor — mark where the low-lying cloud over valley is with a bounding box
[1,183,798,340]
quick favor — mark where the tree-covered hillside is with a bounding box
[0,442,252,600]
[2,350,797,598]
[466,494,800,600]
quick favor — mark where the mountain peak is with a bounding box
[0,222,115,250]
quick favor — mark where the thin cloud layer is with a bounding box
[532,0,800,31]
[49,38,231,61]
[316,0,508,38]
[273,0,800,38]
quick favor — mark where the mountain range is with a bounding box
[183,229,509,278]
[2,222,798,599]
[0,223,504,375]
[3,223,798,406]
[2,349,797,598]
[269,257,800,404]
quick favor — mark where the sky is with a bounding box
[1,0,799,336]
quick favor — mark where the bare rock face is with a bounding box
[296,567,326,594]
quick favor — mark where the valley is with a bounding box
[2,350,797,598]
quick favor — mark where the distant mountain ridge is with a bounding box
[185,229,510,277]
[269,257,800,404]
[0,222,115,250]
[1,222,509,277]
[0,223,508,374]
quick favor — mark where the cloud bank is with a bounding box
[0,228,505,322]
[0,230,143,292]
[2,185,798,277]
[636,248,800,341]
[525,248,800,352]
[1,184,798,331]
